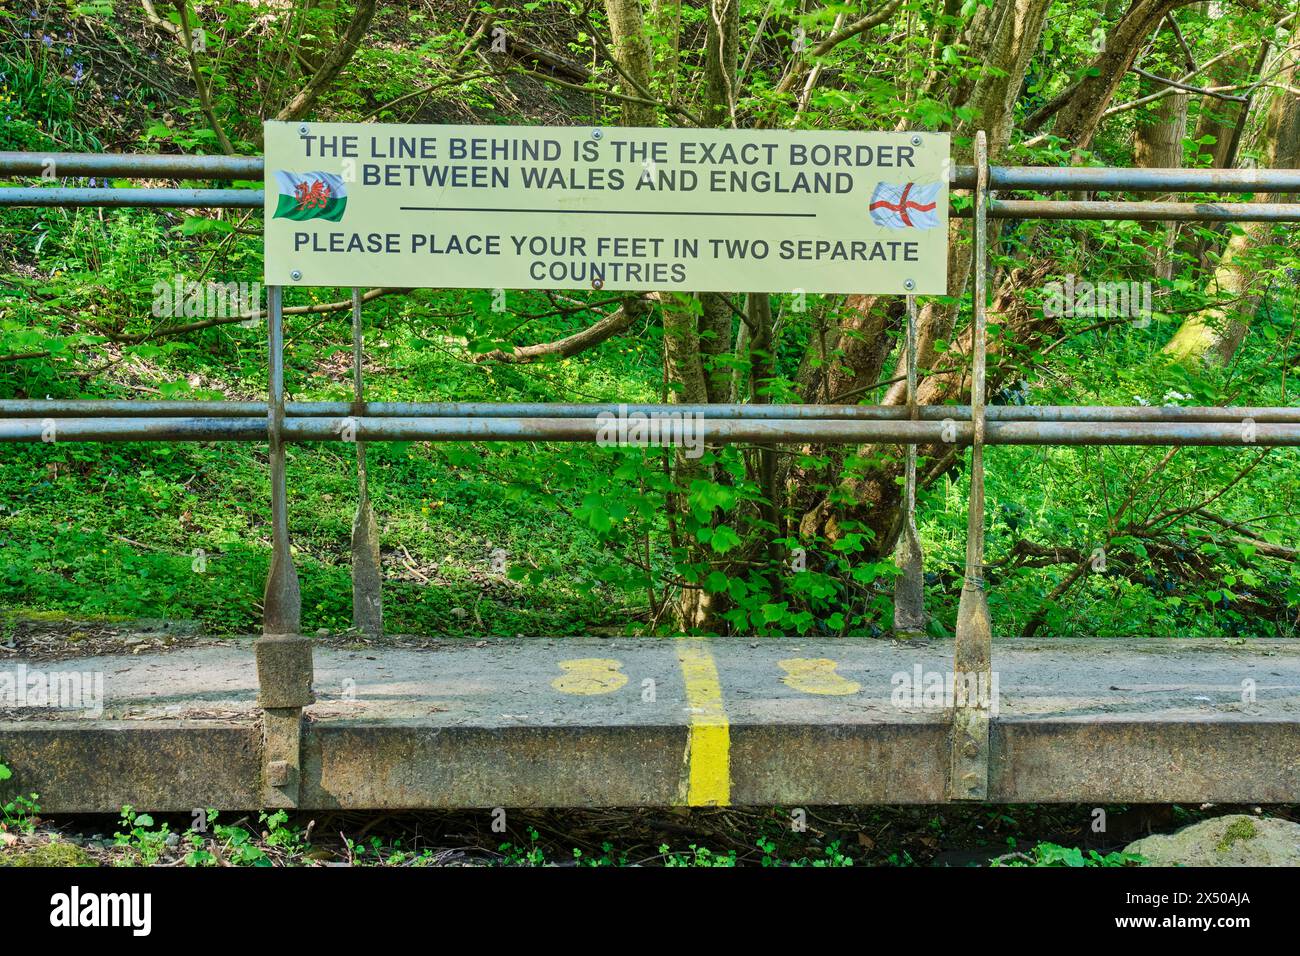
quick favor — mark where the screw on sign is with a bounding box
[869,181,943,229]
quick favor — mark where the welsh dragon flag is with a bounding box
[272,171,347,222]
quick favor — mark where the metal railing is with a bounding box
[3,137,1296,802]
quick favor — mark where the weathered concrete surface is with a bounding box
[1125,814,1300,866]
[0,637,1297,810]
[0,723,260,811]
[254,636,314,709]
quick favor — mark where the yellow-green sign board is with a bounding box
[264,122,949,294]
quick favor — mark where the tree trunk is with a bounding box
[791,0,1052,558]
[1164,21,1300,364]
[1028,0,1197,150]
[703,0,738,127]
[1180,38,1268,273]
[1134,49,1189,282]
[603,0,657,126]
[665,0,739,629]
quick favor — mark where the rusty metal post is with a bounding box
[893,294,926,638]
[350,288,383,636]
[263,285,301,635]
[258,284,310,807]
[949,131,993,801]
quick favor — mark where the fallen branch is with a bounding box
[0,350,53,364]
[475,296,651,364]
[141,0,181,36]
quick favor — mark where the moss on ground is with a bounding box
[0,840,96,867]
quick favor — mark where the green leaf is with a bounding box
[710,525,742,554]
[704,571,730,593]
[179,216,234,236]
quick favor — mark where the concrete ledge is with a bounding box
[1,637,1297,810]
[4,717,1296,809]
[0,721,261,813]
[993,719,1300,803]
[304,723,688,808]
[730,722,951,805]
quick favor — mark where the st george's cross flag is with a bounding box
[272,170,348,222]
[868,181,942,230]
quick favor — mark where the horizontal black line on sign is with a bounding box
[399,206,818,218]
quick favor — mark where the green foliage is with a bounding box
[1,0,1297,639]
[497,827,547,866]
[994,841,1147,867]
[113,804,170,866]
[660,843,737,867]
[0,45,102,153]
[181,808,308,866]
[0,758,42,836]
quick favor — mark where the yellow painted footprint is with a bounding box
[778,658,860,696]
[552,658,628,695]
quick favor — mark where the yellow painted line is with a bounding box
[551,658,628,695]
[676,640,730,806]
[778,658,860,696]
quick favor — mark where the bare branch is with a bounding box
[1129,65,1248,102]
[107,288,411,345]
[276,0,378,121]
[174,1,234,154]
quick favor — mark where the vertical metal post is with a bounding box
[257,284,310,808]
[263,284,301,634]
[893,294,926,637]
[351,288,384,635]
[949,130,993,800]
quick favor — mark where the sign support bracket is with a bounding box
[351,287,384,636]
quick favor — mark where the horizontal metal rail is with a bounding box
[5,152,1300,193]
[1,400,1297,423]
[3,416,1297,445]
[0,187,260,208]
[985,165,1300,193]
[986,199,1300,222]
[7,188,1298,220]
[0,152,261,179]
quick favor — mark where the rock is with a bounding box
[316,628,330,637]
[165,832,180,847]
[1124,814,1300,866]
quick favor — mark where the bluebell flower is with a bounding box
[41,34,52,46]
